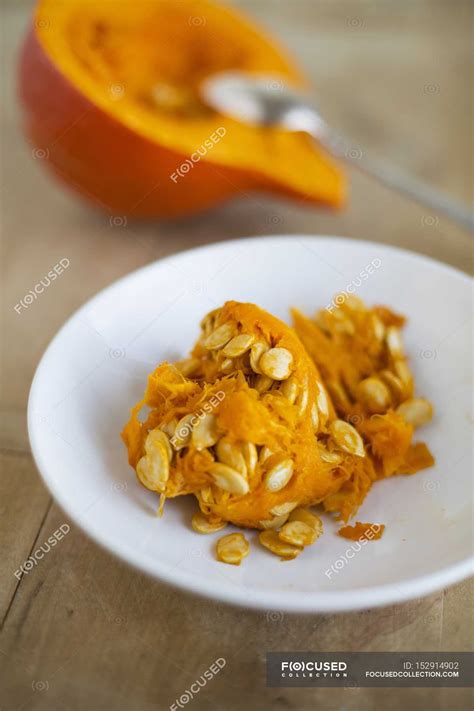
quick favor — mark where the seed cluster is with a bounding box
[216,532,250,565]
[135,307,363,531]
[293,294,434,429]
[259,508,323,560]
[123,297,434,567]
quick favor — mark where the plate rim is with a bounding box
[27,234,474,612]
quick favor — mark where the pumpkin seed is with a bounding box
[242,442,258,475]
[222,333,255,357]
[296,381,309,417]
[319,449,343,464]
[329,419,365,457]
[192,413,220,450]
[259,530,301,559]
[249,340,269,374]
[175,358,200,377]
[259,347,294,380]
[314,312,330,334]
[136,439,169,492]
[280,376,298,404]
[136,456,154,491]
[203,323,234,350]
[343,294,365,311]
[270,501,298,516]
[379,369,405,402]
[396,398,433,428]
[220,358,234,373]
[311,403,319,430]
[259,514,289,529]
[254,374,273,393]
[356,377,391,414]
[332,310,355,335]
[160,417,178,439]
[327,381,351,411]
[147,445,170,486]
[216,438,247,475]
[200,309,219,336]
[371,314,386,341]
[146,428,173,462]
[316,383,330,419]
[199,486,215,504]
[209,462,249,495]
[386,326,404,359]
[289,508,323,536]
[264,458,294,492]
[216,532,249,565]
[394,360,412,387]
[213,490,231,508]
[279,521,317,547]
[259,446,274,463]
[192,512,227,534]
[172,413,194,449]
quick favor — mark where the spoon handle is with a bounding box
[319,128,473,232]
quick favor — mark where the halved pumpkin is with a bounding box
[19,0,345,217]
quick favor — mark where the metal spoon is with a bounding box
[201,71,473,231]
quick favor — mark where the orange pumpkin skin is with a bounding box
[18,0,346,218]
[18,27,240,218]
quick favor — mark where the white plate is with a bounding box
[28,236,473,612]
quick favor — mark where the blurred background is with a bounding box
[1,1,472,710]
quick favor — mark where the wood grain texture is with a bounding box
[1,0,472,709]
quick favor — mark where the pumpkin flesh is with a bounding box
[292,294,435,521]
[122,301,368,529]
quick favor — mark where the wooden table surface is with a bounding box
[1,1,472,709]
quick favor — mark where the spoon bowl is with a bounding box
[201,71,325,134]
[200,71,473,231]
